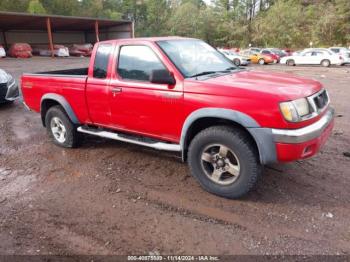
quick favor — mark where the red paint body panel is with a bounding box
[20,37,333,163]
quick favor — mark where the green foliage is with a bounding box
[27,0,46,14]
[0,0,349,47]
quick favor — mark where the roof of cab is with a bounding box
[98,36,196,44]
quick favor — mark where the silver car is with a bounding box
[0,69,19,104]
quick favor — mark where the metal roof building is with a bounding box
[0,11,134,56]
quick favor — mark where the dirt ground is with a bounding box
[0,57,349,256]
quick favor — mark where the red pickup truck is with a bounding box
[21,37,334,199]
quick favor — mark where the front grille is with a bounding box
[313,90,329,111]
[0,83,8,102]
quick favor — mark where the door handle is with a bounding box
[111,87,122,93]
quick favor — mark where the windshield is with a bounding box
[157,39,236,78]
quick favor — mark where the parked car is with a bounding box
[328,47,350,64]
[261,52,280,63]
[260,48,286,63]
[21,37,334,199]
[248,47,261,53]
[0,69,19,104]
[240,50,274,64]
[329,47,349,54]
[282,48,294,56]
[280,48,344,67]
[218,48,250,66]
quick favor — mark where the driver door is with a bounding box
[109,43,184,142]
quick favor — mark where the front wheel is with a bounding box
[45,105,80,148]
[233,58,241,66]
[188,126,262,199]
[258,58,265,65]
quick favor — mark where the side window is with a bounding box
[117,45,167,81]
[304,52,313,56]
[262,50,269,54]
[93,44,113,79]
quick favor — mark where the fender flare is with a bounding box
[40,93,80,125]
[180,108,277,164]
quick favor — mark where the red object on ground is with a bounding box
[9,43,32,58]
[69,44,93,57]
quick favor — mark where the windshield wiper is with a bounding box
[189,71,219,78]
[189,68,238,78]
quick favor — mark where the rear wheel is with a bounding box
[45,105,80,148]
[258,58,265,65]
[188,126,262,199]
[233,58,241,66]
[321,59,330,67]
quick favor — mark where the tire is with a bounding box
[2,100,14,105]
[45,105,80,148]
[188,126,262,199]
[321,59,330,67]
[258,58,265,65]
[287,59,295,66]
[233,58,241,66]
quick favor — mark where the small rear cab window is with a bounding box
[93,44,113,79]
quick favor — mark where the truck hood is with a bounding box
[196,70,322,100]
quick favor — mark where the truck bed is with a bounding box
[21,68,90,123]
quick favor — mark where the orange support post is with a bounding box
[46,17,54,58]
[95,20,100,42]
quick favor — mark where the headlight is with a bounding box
[280,98,311,122]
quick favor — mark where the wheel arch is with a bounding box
[180,108,277,164]
[40,93,80,127]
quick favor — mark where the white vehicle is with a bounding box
[329,47,350,64]
[0,45,5,58]
[280,48,344,67]
[218,49,250,66]
[329,47,349,54]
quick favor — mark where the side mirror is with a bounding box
[149,69,176,85]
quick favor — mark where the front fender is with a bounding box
[180,108,277,164]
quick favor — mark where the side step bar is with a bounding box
[77,126,181,152]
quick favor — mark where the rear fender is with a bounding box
[40,93,80,126]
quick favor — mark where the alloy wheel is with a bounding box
[200,144,241,185]
[50,117,67,143]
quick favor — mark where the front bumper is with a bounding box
[272,107,335,162]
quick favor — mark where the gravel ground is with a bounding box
[0,57,349,255]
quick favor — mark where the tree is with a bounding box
[41,0,79,16]
[141,0,170,36]
[167,2,202,38]
[27,0,46,14]
[0,0,29,12]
